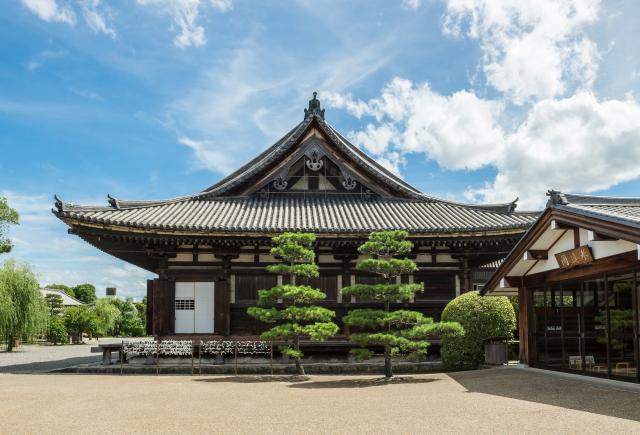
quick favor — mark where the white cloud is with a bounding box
[21,0,76,24]
[137,0,233,48]
[467,92,640,209]
[330,79,640,210]
[172,36,392,174]
[79,0,116,38]
[442,0,601,104]
[401,0,422,11]
[179,137,236,174]
[325,77,505,171]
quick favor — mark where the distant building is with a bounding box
[106,287,117,297]
[41,288,84,307]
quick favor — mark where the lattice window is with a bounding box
[175,298,195,310]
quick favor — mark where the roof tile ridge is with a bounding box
[548,190,640,206]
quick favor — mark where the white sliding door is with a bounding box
[175,281,215,334]
[175,282,195,334]
[195,282,215,333]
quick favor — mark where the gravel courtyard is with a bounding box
[2,367,639,434]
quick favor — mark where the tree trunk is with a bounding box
[295,336,305,375]
[7,336,16,352]
[384,345,392,378]
[384,300,393,378]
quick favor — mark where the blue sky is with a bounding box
[1,0,639,299]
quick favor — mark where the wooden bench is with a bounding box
[91,343,123,366]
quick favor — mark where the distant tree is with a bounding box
[0,260,49,351]
[63,305,97,344]
[46,284,75,299]
[0,197,19,254]
[134,298,147,330]
[94,298,120,337]
[247,233,339,375]
[111,298,145,337]
[341,231,463,378]
[47,317,68,345]
[45,293,64,316]
[72,283,96,304]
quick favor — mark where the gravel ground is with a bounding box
[2,367,639,434]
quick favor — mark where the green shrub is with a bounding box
[441,291,516,368]
[47,316,68,345]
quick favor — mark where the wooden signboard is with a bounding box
[555,246,594,269]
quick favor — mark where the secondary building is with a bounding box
[483,191,640,383]
[53,93,537,340]
[40,288,84,307]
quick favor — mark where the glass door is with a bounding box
[607,273,636,379]
[583,278,608,377]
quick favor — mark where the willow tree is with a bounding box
[247,233,339,375]
[342,230,463,378]
[0,260,48,351]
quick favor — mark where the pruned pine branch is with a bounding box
[340,283,423,301]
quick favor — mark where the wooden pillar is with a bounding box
[350,274,356,303]
[336,275,343,303]
[229,274,236,304]
[518,285,531,365]
[462,257,471,292]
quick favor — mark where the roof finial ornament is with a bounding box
[304,91,325,120]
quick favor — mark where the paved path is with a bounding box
[0,340,116,373]
[1,367,639,434]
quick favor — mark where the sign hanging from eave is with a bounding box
[555,245,594,269]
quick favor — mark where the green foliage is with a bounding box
[255,285,327,306]
[109,298,145,337]
[64,305,97,342]
[247,232,339,375]
[357,230,413,257]
[266,263,319,278]
[47,316,68,345]
[45,293,64,316]
[356,258,417,278]
[0,197,19,254]
[94,298,120,337]
[441,291,516,368]
[0,260,48,350]
[341,283,423,302]
[72,283,97,304]
[46,284,75,298]
[342,230,462,377]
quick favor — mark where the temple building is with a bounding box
[483,191,640,383]
[53,93,538,340]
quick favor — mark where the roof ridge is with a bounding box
[547,190,640,206]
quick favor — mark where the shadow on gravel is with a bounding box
[193,375,310,383]
[448,368,640,422]
[288,376,439,389]
[0,356,101,374]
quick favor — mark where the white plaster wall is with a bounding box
[589,239,636,259]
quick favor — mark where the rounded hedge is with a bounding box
[440,291,516,368]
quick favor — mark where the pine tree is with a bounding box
[247,233,339,375]
[341,230,463,378]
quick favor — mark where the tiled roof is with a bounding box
[41,289,84,306]
[548,191,640,228]
[55,194,538,234]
